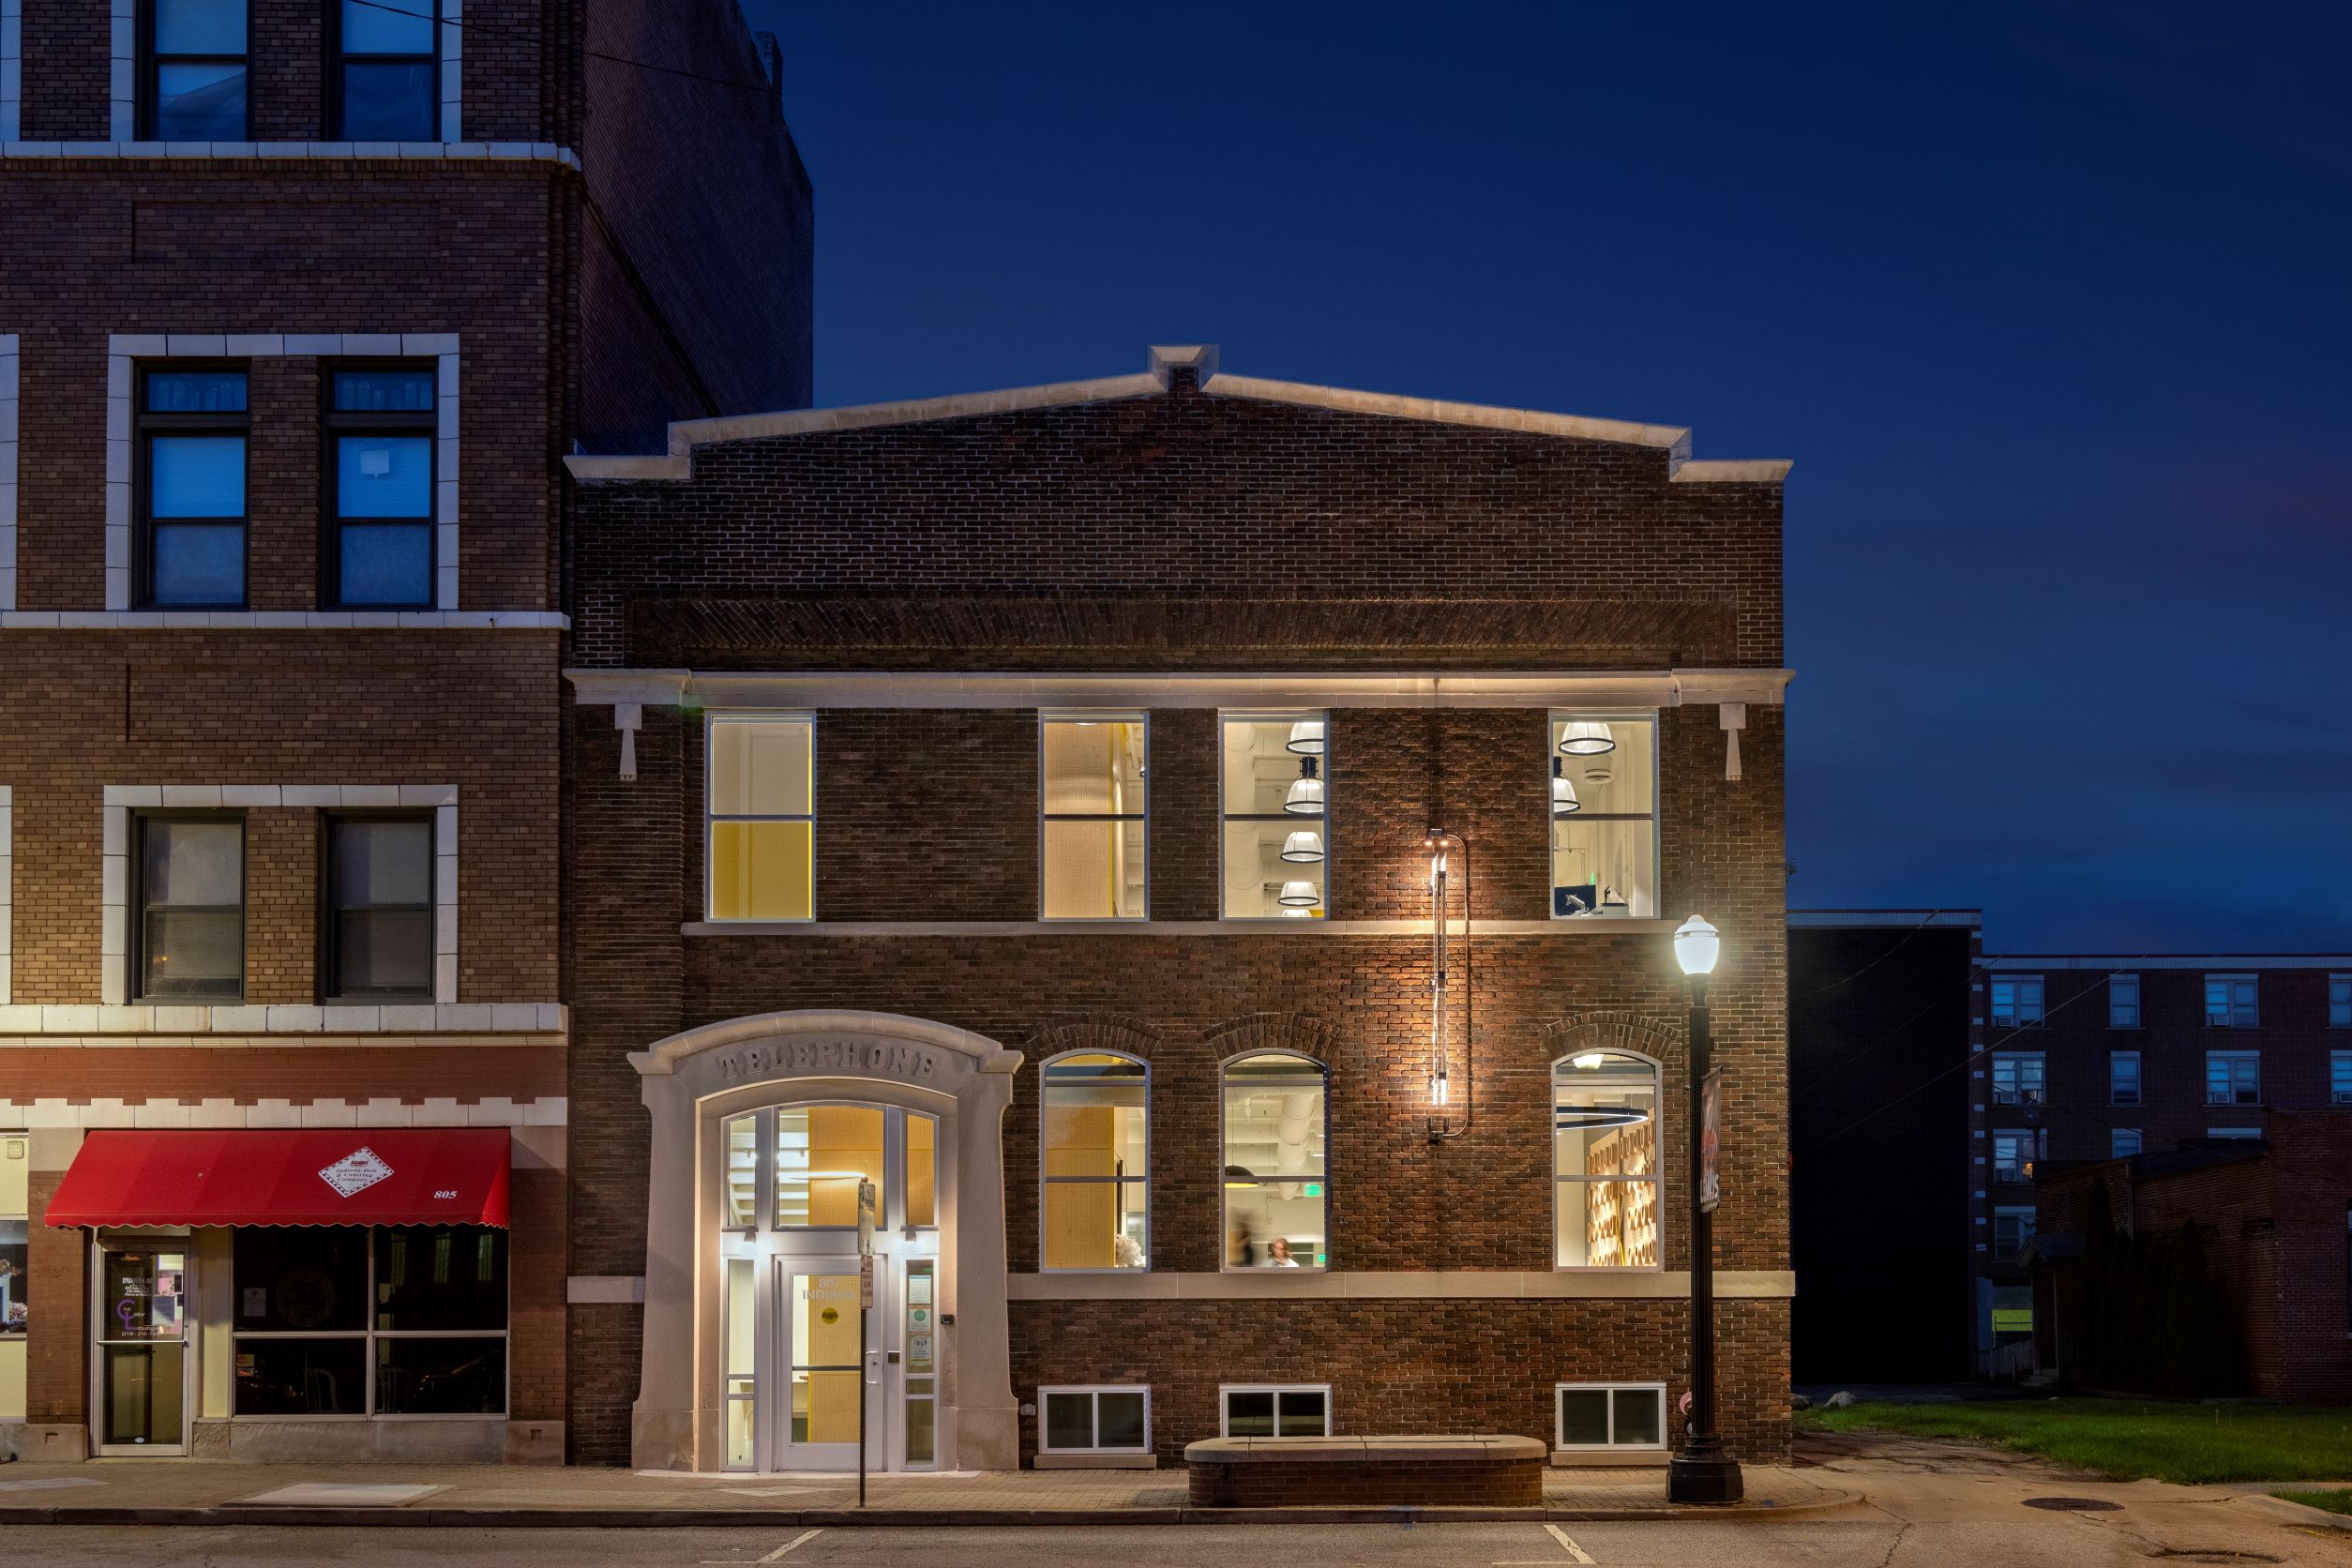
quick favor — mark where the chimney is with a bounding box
[754,31,785,118]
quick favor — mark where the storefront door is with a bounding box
[91,1239,192,1455]
[778,1262,883,1470]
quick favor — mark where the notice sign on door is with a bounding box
[1699,1070,1724,1214]
[859,1255,874,1310]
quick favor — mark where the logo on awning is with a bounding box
[319,1146,396,1199]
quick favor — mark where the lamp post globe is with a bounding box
[1673,912,1720,977]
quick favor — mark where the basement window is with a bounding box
[1556,1383,1665,1451]
[1039,1386,1150,1455]
[1220,1384,1329,1439]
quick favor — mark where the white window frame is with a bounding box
[1218,710,1328,922]
[2109,1050,2142,1107]
[2111,1128,2142,1158]
[1552,1049,1664,1273]
[1037,712,1148,922]
[1038,1048,1150,1274]
[2329,975,2351,1030]
[1553,1381,1667,1452]
[2332,1051,2352,1107]
[1546,711,1660,921]
[1991,1127,2043,1184]
[2108,972,2140,1030]
[1217,1382,1332,1439]
[2204,973,2258,1029]
[1218,1050,1330,1274]
[703,712,815,924]
[2205,1049,2261,1107]
[1036,1384,1152,1455]
[1989,1052,2046,1107]
[1990,974,2044,1028]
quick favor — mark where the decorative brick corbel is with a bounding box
[1720,702,1747,782]
[614,703,643,781]
[564,669,691,779]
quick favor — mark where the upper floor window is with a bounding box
[2108,972,2140,1029]
[2330,1051,2351,1106]
[2330,975,2350,1029]
[2205,1050,2261,1107]
[1040,1053,1148,1271]
[1990,1053,2045,1107]
[1992,1207,2036,1260]
[1990,975,2043,1029]
[323,814,433,1003]
[2111,1127,2142,1158]
[333,0,440,141]
[1220,716,1325,919]
[2109,1050,2142,1106]
[134,813,244,1002]
[2205,973,2258,1028]
[1991,1127,2044,1184]
[326,367,436,608]
[1039,716,1146,920]
[1550,714,1656,918]
[138,367,248,609]
[1554,1051,1660,1268]
[706,715,813,922]
[143,0,249,141]
[1221,1052,1326,1269]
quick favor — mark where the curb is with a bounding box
[0,1490,1862,1529]
[2238,1493,2352,1533]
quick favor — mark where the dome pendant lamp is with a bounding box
[1551,757,1580,817]
[1277,880,1321,908]
[1559,720,1616,757]
[1280,829,1325,863]
[1285,719,1326,756]
[1284,756,1325,815]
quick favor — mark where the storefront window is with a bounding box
[2,1131,29,1348]
[1041,716,1147,919]
[1554,1052,1660,1268]
[707,714,815,921]
[1041,1053,1149,1270]
[1221,1052,1327,1269]
[1549,715,1656,918]
[1221,715,1327,919]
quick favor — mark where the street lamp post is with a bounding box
[1669,913,1742,1504]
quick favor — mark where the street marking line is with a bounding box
[1545,1523,1597,1563]
[761,1530,823,1561]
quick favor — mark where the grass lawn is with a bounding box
[2277,1488,2352,1515]
[1798,1398,2352,1485]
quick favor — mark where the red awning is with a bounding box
[45,1128,511,1229]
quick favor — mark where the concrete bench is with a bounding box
[1184,1434,1547,1507]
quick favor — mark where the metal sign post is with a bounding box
[857,1179,876,1508]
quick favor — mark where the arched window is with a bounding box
[1041,1053,1149,1270]
[1221,1051,1328,1270]
[1553,1051,1660,1269]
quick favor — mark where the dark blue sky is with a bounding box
[741,1,2351,953]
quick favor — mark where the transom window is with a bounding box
[2205,974,2258,1028]
[1040,716,1146,920]
[1041,1053,1148,1270]
[1221,1052,1327,1269]
[1990,1053,2045,1107]
[1220,715,1326,918]
[719,1104,935,1231]
[138,366,249,608]
[1556,1383,1665,1451]
[1549,714,1657,918]
[333,0,440,141]
[323,814,434,1002]
[134,813,244,1002]
[326,367,437,608]
[2206,1050,2261,1107]
[2109,1051,2142,1107]
[1990,975,2043,1028]
[143,0,249,141]
[2108,973,2140,1029]
[1554,1051,1660,1269]
[1040,1386,1150,1454]
[706,715,814,921]
[1220,1384,1329,1438]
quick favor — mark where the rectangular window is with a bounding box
[2109,972,2140,1029]
[2109,1051,2142,1106]
[1991,1127,2044,1184]
[2205,1050,2261,1106]
[1220,1384,1329,1438]
[1550,715,1657,918]
[1039,716,1146,920]
[1990,975,2043,1028]
[706,715,814,921]
[1220,715,1325,919]
[232,1225,506,1417]
[1038,1385,1151,1455]
[324,367,436,607]
[1990,1053,2046,1106]
[332,0,438,141]
[134,814,244,1002]
[2333,1052,2352,1107]
[775,1107,883,1228]
[2330,976,2350,1029]
[1993,1208,2036,1260]
[2205,973,2258,1028]
[2,1133,28,1345]
[2111,1128,2142,1158]
[1990,1284,2033,1335]
[1555,1383,1666,1451]
[138,367,249,608]
[323,815,433,1002]
[2207,1126,2263,1140]
[723,1256,754,1469]
[143,0,249,140]
[1041,1054,1149,1270]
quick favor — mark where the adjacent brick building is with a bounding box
[0,0,809,1461]
[561,345,1798,1473]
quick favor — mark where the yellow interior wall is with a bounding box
[1044,1106,1118,1268]
[907,1115,936,1226]
[710,822,813,920]
[196,1228,233,1419]
[801,1108,885,1227]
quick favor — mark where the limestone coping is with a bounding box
[1184,1435,1546,1464]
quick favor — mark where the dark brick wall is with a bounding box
[18,0,111,142]
[23,1170,86,1427]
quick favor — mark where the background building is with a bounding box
[0,0,808,1462]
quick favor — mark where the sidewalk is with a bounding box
[0,1457,1860,1527]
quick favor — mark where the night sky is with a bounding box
[736,2,2351,953]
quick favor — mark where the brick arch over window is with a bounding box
[1203,1012,1335,1066]
[1022,1015,1164,1063]
[1539,1011,1686,1071]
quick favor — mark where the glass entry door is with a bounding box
[93,1241,191,1455]
[779,1264,882,1470]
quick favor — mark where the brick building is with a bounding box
[560,344,1797,1473]
[0,0,809,1462]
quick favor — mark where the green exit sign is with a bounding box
[1303,1183,1323,1197]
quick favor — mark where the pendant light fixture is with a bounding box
[1558,720,1616,756]
[1285,719,1326,756]
[1277,880,1321,908]
[1280,829,1325,863]
[1551,757,1580,817]
[1284,756,1324,815]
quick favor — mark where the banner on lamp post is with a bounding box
[1698,1070,1724,1214]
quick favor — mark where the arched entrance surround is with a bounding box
[628,1010,1023,1472]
